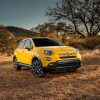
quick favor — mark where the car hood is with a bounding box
[36,46,76,53]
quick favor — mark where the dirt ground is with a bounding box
[0,50,100,100]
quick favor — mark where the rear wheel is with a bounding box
[13,58,21,70]
[32,59,44,78]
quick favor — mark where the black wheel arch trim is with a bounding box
[32,56,40,63]
[31,56,43,66]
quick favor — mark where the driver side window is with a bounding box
[25,40,33,49]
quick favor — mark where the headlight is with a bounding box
[75,49,79,53]
[44,50,54,56]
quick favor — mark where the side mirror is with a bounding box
[24,45,30,50]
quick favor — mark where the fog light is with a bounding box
[44,57,51,61]
[49,63,54,66]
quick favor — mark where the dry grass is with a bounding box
[0,50,100,100]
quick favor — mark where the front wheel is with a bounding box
[31,59,44,78]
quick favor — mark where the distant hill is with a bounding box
[0,26,40,55]
[0,26,40,38]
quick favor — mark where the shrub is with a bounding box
[63,35,100,50]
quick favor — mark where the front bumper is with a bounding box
[45,59,81,72]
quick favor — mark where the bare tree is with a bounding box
[31,22,73,37]
[46,0,100,37]
[31,23,56,36]
[56,22,73,34]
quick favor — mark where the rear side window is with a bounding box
[18,40,26,49]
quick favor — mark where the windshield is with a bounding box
[33,38,63,47]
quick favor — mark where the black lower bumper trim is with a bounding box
[45,59,81,72]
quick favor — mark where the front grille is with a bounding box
[58,52,77,59]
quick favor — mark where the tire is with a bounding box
[13,58,21,70]
[31,59,44,78]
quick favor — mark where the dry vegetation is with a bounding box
[0,26,100,55]
[0,50,100,100]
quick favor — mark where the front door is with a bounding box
[22,39,33,65]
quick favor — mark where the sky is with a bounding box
[0,0,57,29]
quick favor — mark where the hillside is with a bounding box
[0,26,39,38]
[0,26,41,55]
[0,28,17,55]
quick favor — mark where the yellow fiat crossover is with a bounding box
[13,37,81,77]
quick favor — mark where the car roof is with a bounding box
[22,37,52,41]
[32,37,50,39]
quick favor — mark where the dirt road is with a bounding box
[0,50,100,100]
